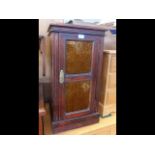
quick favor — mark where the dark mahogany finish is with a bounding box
[48,24,105,133]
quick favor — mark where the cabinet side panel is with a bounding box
[50,32,59,121]
[94,37,104,113]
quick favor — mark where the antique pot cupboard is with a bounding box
[48,24,105,133]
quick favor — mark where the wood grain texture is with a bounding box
[65,81,90,113]
[66,41,92,74]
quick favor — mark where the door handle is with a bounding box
[59,69,64,84]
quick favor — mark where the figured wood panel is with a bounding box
[66,41,92,74]
[65,81,90,113]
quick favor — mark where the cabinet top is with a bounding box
[48,23,106,36]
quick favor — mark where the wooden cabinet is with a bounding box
[48,24,105,133]
[99,50,116,117]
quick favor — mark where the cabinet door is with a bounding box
[58,33,102,119]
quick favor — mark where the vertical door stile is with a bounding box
[58,33,66,120]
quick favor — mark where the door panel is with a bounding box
[65,80,91,113]
[66,40,92,74]
[58,33,100,119]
